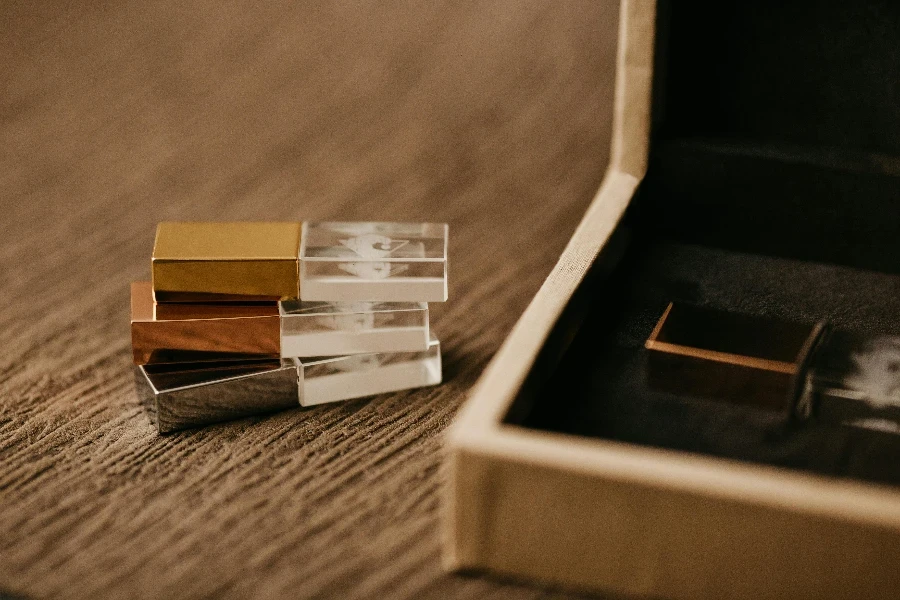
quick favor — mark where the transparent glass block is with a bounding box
[279,300,429,357]
[803,331,900,434]
[299,221,448,302]
[297,336,442,407]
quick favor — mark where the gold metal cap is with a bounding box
[151,222,302,301]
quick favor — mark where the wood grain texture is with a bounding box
[0,2,618,598]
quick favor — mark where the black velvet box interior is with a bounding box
[506,0,900,486]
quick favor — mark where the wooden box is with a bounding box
[443,1,900,598]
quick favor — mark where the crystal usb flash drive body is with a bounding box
[278,300,429,358]
[133,337,442,433]
[298,221,448,302]
[799,331,900,433]
[151,221,449,303]
[131,282,430,364]
[645,302,900,434]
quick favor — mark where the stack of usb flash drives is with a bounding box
[132,221,447,433]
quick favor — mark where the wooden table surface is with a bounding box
[0,2,617,598]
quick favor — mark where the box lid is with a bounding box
[643,0,900,273]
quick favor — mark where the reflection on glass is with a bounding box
[299,337,442,407]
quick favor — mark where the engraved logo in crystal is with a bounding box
[316,301,394,331]
[338,234,410,279]
[844,335,900,408]
[332,352,383,372]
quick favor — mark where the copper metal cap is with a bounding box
[131,281,280,365]
[645,302,827,415]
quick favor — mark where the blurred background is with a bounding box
[0,1,618,598]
